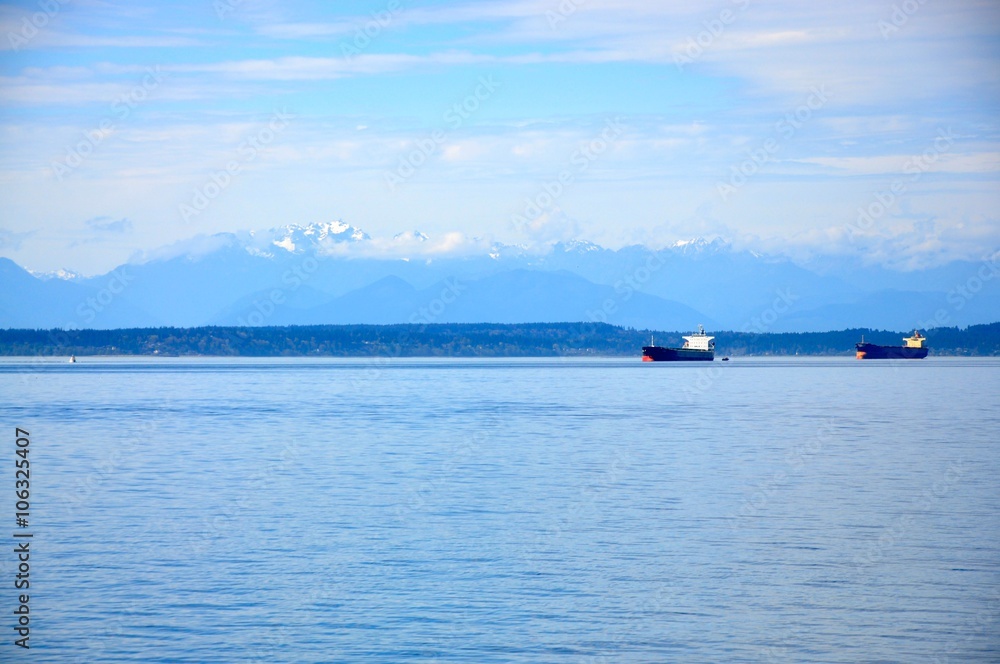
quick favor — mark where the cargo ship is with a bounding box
[643,325,715,361]
[855,331,928,359]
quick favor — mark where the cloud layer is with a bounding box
[0,0,997,274]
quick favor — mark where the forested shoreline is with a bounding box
[1,322,998,357]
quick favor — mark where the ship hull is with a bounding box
[855,343,928,360]
[642,346,714,362]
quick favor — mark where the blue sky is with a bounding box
[1,0,998,274]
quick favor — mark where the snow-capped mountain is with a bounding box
[28,268,83,281]
[553,240,603,254]
[669,237,731,254]
[242,221,371,256]
[3,222,998,332]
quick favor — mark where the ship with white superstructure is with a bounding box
[642,325,715,361]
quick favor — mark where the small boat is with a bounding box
[856,331,928,359]
[69,355,76,363]
[721,357,730,361]
[642,325,715,361]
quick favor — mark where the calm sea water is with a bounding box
[1,356,998,662]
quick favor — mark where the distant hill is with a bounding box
[1,322,997,357]
[3,221,998,332]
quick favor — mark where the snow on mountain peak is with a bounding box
[669,237,730,253]
[555,239,602,253]
[29,268,83,281]
[273,236,297,252]
[393,231,429,242]
[263,221,371,254]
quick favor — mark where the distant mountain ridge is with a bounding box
[2,221,998,332]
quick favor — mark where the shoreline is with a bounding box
[2,352,998,359]
[2,322,998,358]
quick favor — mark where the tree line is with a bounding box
[0,322,997,357]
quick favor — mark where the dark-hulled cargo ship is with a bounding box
[643,325,715,361]
[856,331,928,359]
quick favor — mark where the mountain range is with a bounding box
[2,221,998,332]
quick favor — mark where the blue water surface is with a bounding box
[1,356,998,662]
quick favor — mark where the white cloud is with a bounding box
[523,209,581,243]
[738,212,1000,270]
[320,230,492,259]
[799,153,1000,176]
[0,227,33,250]
[85,216,133,233]
[130,233,237,264]
[0,0,997,273]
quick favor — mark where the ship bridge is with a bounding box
[903,331,926,348]
[682,325,715,351]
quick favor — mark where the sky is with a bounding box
[0,0,998,275]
